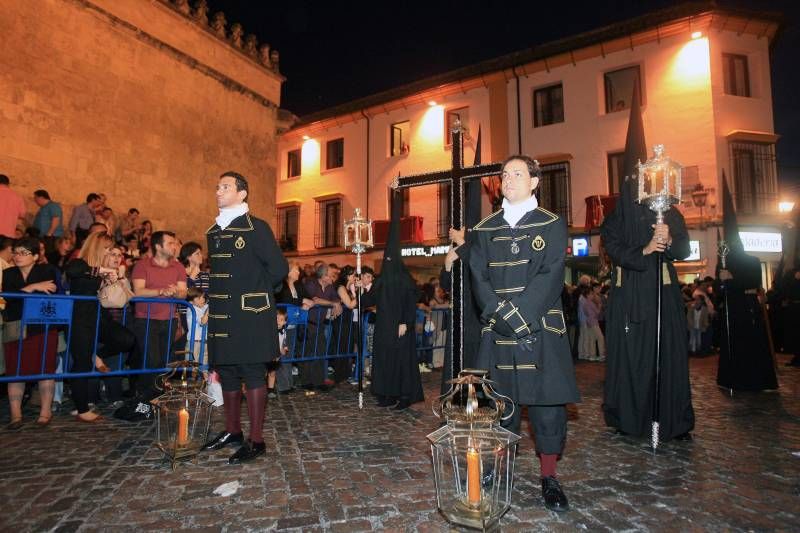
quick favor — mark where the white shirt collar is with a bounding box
[501,195,539,227]
[216,202,249,230]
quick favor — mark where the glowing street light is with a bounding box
[778,201,795,213]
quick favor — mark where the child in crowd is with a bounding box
[687,293,710,355]
[186,287,209,361]
[267,307,291,398]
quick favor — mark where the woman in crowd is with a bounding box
[427,284,449,370]
[65,232,135,422]
[578,282,606,361]
[2,237,60,429]
[179,242,210,293]
[46,236,74,272]
[333,265,359,384]
[277,262,312,308]
[137,220,153,255]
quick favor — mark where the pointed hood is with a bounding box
[383,186,403,265]
[614,83,648,244]
[721,171,744,252]
[621,82,647,193]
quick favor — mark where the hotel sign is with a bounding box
[400,245,451,258]
[739,231,782,253]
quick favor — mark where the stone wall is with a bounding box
[0,0,283,243]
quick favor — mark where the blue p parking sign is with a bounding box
[22,297,73,324]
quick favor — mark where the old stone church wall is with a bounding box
[0,0,282,243]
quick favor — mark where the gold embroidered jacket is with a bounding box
[205,213,289,366]
[469,207,580,405]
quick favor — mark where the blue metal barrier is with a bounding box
[0,293,450,384]
[0,292,204,383]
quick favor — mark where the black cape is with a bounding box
[438,239,482,394]
[601,190,695,440]
[716,253,778,390]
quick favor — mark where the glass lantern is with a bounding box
[427,370,521,531]
[637,144,683,223]
[151,361,215,470]
[343,207,373,254]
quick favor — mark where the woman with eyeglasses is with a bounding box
[2,237,60,429]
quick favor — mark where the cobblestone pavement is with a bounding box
[1,353,798,532]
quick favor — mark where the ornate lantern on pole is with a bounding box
[427,370,521,531]
[151,361,215,469]
[636,144,682,451]
[343,208,373,409]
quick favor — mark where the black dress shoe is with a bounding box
[541,476,569,512]
[673,432,693,441]
[202,431,243,451]
[315,384,333,393]
[393,399,411,410]
[228,440,266,464]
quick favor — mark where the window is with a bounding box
[604,65,642,113]
[276,205,299,252]
[723,53,750,97]
[315,198,342,248]
[536,162,572,225]
[437,183,451,238]
[533,84,564,127]
[389,187,410,218]
[390,121,410,156]
[445,107,469,145]
[326,138,344,170]
[729,141,777,214]
[287,149,301,178]
[607,151,625,195]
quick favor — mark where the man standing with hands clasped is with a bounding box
[202,171,288,464]
[469,155,579,512]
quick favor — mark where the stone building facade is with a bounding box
[0,0,283,243]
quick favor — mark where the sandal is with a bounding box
[6,418,24,430]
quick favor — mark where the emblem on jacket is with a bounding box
[235,236,246,249]
[532,235,545,251]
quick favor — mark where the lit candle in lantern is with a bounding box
[466,446,481,506]
[177,407,189,446]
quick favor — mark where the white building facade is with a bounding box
[277,4,786,285]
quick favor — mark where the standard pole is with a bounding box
[356,251,364,409]
[652,217,664,451]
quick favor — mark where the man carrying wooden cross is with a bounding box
[469,154,580,512]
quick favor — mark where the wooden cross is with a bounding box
[391,122,502,378]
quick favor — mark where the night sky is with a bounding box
[207,0,799,192]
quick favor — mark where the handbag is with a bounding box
[98,278,134,309]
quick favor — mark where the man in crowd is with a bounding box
[130,230,187,404]
[301,263,341,392]
[470,155,580,512]
[117,208,140,241]
[202,171,288,463]
[0,175,26,238]
[32,189,64,244]
[69,192,102,246]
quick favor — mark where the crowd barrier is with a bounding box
[0,292,450,384]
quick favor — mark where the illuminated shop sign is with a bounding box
[572,237,589,257]
[400,245,451,258]
[739,231,782,253]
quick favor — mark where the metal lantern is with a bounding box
[151,361,215,469]
[343,207,373,254]
[427,370,521,532]
[637,144,682,223]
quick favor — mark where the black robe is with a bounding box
[601,203,695,440]
[716,253,778,390]
[438,240,482,394]
[361,272,424,403]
